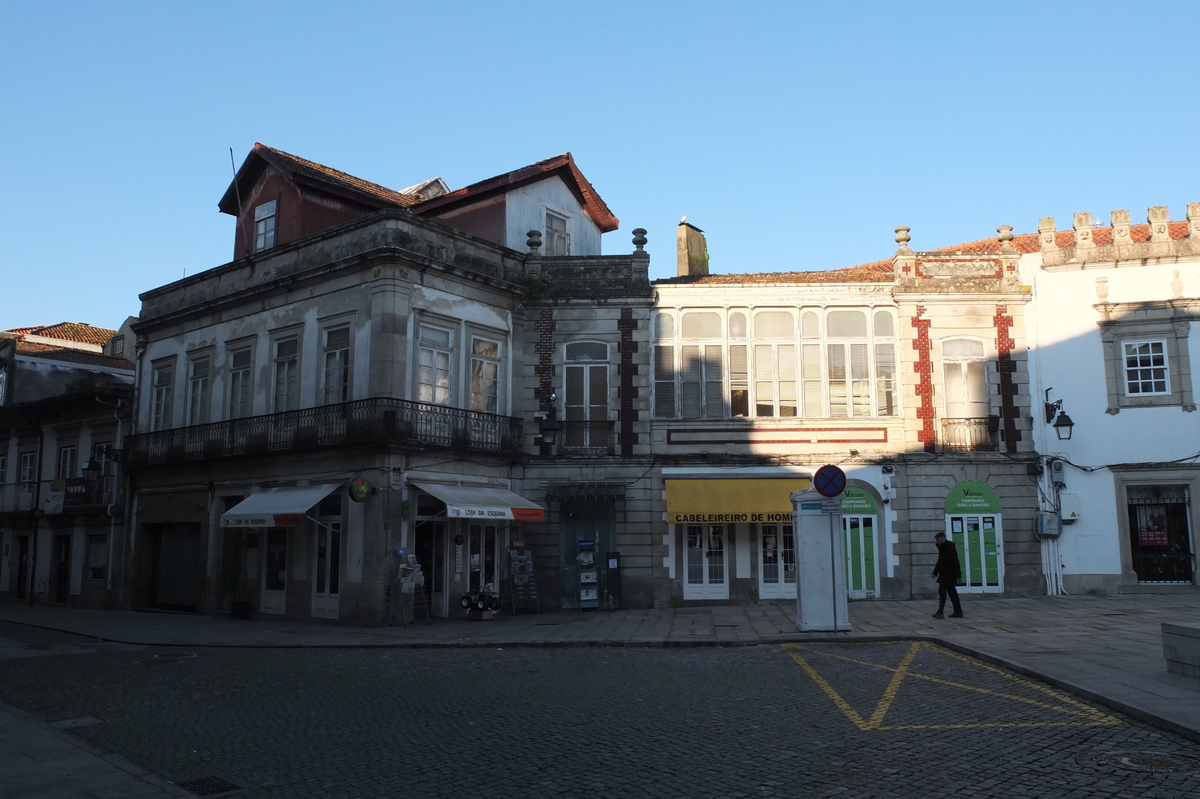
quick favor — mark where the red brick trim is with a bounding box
[912,306,936,453]
[534,309,556,456]
[994,305,1020,453]
[617,308,638,456]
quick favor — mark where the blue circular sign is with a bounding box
[814,464,847,497]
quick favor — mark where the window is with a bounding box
[545,211,569,256]
[86,534,108,580]
[56,446,77,479]
[110,336,124,357]
[322,327,351,405]
[19,451,36,485]
[1123,340,1169,396]
[272,338,299,412]
[151,361,174,430]
[942,339,989,418]
[469,337,502,413]
[417,325,452,406]
[187,355,211,426]
[652,306,899,420]
[564,343,609,448]
[90,442,113,476]
[254,200,277,252]
[1099,307,1195,413]
[228,346,253,418]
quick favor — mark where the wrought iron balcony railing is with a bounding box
[123,397,523,467]
[0,477,115,514]
[940,416,1000,452]
[559,420,617,455]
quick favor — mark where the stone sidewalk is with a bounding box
[1,592,1198,797]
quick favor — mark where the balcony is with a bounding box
[559,420,617,456]
[0,477,115,515]
[940,416,1000,452]
[123,397,523,467]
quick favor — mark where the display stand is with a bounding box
[508,548,540,613]
[394,555,431,627]
[577,538,599,610]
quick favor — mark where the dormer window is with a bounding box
[545,211,569,256]
[254,200,277,252]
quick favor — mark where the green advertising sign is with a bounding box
[840,486,877,514]
[944,480,1001,514]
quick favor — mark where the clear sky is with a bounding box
[3,1,1199,331]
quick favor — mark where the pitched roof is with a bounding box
[218,143,424,215]
[5,322,115,346]
[13,340,133,369]
[412,152,620,233]
[655,260,894,286]
[929,221,1191,254]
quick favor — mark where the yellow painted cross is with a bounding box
[782,641,1123,731]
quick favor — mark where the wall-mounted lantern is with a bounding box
[1044,389,1074,441]
[539,392,560,446]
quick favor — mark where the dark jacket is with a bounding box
[932,539,962,586]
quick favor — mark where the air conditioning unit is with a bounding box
[1037,510,1062,538]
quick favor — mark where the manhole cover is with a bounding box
[136,653,197,665]
[176,774,243,797]
[1095,751,1200,773]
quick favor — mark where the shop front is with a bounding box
[665,476,810,602]
[409,482,544,617]
[943,480,1004,593]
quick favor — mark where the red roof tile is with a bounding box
[14,341,132,368]
[6,322,115,346]
[655,260,894,286]
[930,220,1191,255]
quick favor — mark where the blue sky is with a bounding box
[3,1,1199,330]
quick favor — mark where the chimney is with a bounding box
[677,218,709,278]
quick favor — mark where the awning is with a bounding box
[220,484,343,528]
[665,478,811,524]
[412,482,544,521]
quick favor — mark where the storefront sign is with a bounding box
[665,478,811,524]
[840,487,877,514]
[944,481,1002,514]
[446,505,545,521]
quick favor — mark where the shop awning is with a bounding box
[411,482,545,521]
[665,478,811,524]
[220,484,343,528]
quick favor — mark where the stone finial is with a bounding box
[1111,209,1131,244]
[997,225,1014,243]
[1187,203,1200,239]
[1095,276,1109,301]
[1073,212,1095,249]
[526,230,543,253]
[894,226,911,249]
[1038,217,1058,251]
[1172,270,1184,299]
[632,228,648,252]
[1149,206,1171,243]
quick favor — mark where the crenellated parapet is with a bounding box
[1039,204,1200,267]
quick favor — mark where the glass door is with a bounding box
[468,523,498,593]
[684,524,728,600]
[312,522,341,619]
[261,527,288,614]
[843,516,878,599]
[947,515,1002,592]
[758,523,796,599]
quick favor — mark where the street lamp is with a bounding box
[539,392,559,446]
[1043,389,1074,441]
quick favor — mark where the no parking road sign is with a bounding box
[813,464,847,498]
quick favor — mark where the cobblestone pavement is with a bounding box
[2,621,1199,799]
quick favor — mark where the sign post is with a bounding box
[791,482,850,632]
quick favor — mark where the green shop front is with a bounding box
[944,481,1003,593]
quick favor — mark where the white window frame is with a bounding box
[56,445,77,480]
[469,335,503,414]
[1099,309,1195,413]
[227,343,254,419]
[321,325,352,405]
[254,200,277,252]
[417,324,454,407]
[545,210,570,256]
[941,337,991,419]
[272,335,300,413]
[1122,339,1170,397]
[187,353,212,426]
[151,359,175,431]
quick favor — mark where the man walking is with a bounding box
[931,532,963,619]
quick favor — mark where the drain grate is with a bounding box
[176,775,243,797]
[1095,751,1200,773]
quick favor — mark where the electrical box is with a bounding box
[1036,510,1062,538]
[1059,493,1081,524]
[1050,459,1066,486]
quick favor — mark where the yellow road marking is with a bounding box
[781,641,1123,731]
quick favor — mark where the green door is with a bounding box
[843,516,877,598]
[559,500,615,609]
[948,515,1002,591]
